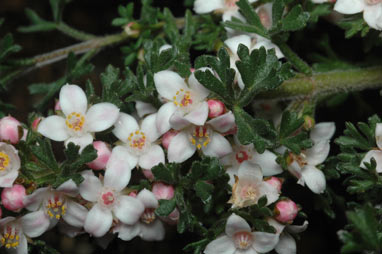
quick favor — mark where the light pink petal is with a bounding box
[79,170,102,202]
[57,179,78,197]
[16,235,28,254]
[184,101,209,126]
[136,101,156,118]
[305,140,330,166]
[84,204,113,237]
[0,169,18,188]
[360,150,382,173]
[59,84,88,116]
[252,231,279,253]
[258,182,279,205]
[154,70,188,100]
[21,210,50,237]
[193,0,224,14]
[113,195,145,225]
[226,166,238,186]
[168,131,196,163]
[202,132,232,158]
[112,113,139,142]
[38,116,69,141]
[104,146,134,191]
[141,113,161,142]
[334,0,365,14]
[64,133,93,151]
[58,223,84,238]
[287,220,309,234]
[208,111,236,133]
[140,220,165,241]
[222,10,245,23]
[138,145,165,170]
[251,150,283,176]
[225,35,251,55]
[137,189,158,208]
[24,187,49,211]
[237,161,263,182]
[156,102,177,134]
[376,123,382,150]
[188,70,210,100]
[275,232,296,254]
[310,122,336,143]
[301,165,326,194]
[114,223,140,241]
[86,103,120,132]
[267,218,286,234]
[364,4,382,30]
[204,235,236,254]
[63,200,88,228]
[169,111,191,130]
[225,214,251,237]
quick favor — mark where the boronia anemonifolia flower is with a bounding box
[0,142,20,188]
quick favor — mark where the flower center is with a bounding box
[65,112,85,132]
[45,195,66,220]
[141,208,156,224]
[235,150,249,164]
[233,231,253,250]
[101,191,115,207]
[225,0,239,8]
[1,225,20,249]
[189,126,211,149]
[173,89,193,108]
[366,0,382,5]
[0,152,10,171]
[128,130,147,151]
[240,184,258,201]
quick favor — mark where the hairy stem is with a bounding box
[56,23,97,41]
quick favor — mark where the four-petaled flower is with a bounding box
[0,142,20,188]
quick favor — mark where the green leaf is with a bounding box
[18,8,56,33]
[281,5,310,32]
[0,33,22,63]
[235,0,268,37]
[155,199,177,217]
[30,138,60,172]
[194,180,214,205]
[338,18,370,38]
[152,163,179,184]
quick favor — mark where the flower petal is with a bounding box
[138,145,165,170]
[188,70,210,100]
[24,187,49,211]
[360,150,382,173]
[59,84,88,116]
[141,113,161,142]
[16,234,28,254]
[168,131,196,163]
[63,200,88,228]
[86,103,120,132]
[376,123,382,150]
[202,132,232,158]
[364,4,382,30]
[301,165,326,194]
[84,204,113,237]
[287,220,309,234]
[154,70,187,100]
[238,161,263,182]
[334,0,365,14]
[0,169,18,188]
[57,179,78,197]
[21,210,50,238]
[169,111,192,130]
[104,146,134,191]
[305,140,330,166]
[251,150,283,176]
[140,220,166,241]
[225,214,251,237]
[137,189,158,208]
[204,235,236,254]
[112,113,139,143]
[156,102,177,135]
[113,195,145,225]
[275,232,296,254]
[310,122,336,143]
[252,38,284,59]
[38,116,69,141]
[252,231,279,253]
[136,101,156,118]
[193,0,224,14]
[64,133,93,151]
[225,35,251,55]
[208,111,236,133]
[258,182,279,205]
[184,101,209,126]
[114,223,140,241]
[79,170,102,202]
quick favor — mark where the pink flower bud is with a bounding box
[0,206,2,218]
[265,177,283,193]
[128,191,137,198]
[274,199,298,223]
[162,130,179,150]
[207,99,225,118]
[1,184,26,211]
[190,68,195,73]
[152,182,175,200]
[54,101,62,111]
[142,169,154,180]
[32,117,42,131]
[87,141,112,170]
[0,116,22,144]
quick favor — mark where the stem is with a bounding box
[56,23,97,41]
[276,41,312,75]
[257,66,382,100]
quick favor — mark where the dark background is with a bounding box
[1,0,382,253]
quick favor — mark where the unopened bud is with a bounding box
[152,182,175,200]
[87,141,112,170]
[208,99,225,118]
[162,130,179,150]
[303,115,315,131]
[265,177,283,193]
[1,184,26,211]
[274,199,298,223]
[0,116,22,144]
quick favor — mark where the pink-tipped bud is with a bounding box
[54,101,62,111]
[142,169,154,180]
[128,191,137,198]
[152,182,175,200]
[0,116,22,144]
[32,117,42,131]
[1,184,26,211]
[265,177,283,193]
[162,130,179,150]
[207,99,225,118]
[190,68,195,73]
[274,199,298,224]
[87,141,112,170]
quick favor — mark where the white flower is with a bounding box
[228,161,279,208]
[221,136,283,185]
[112,113,165,170]
[0,212,50,254]
[334,0,382,30]
[360,123,382,172]
[167,111,235,163]
[0,142,20,188]
[287,122,336,194]
[38,84,120,150]
[24,179,88,229]
[113,189,165,242]
[204,213,279,254]
[155,70,211,135]
[79,147,145,237]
